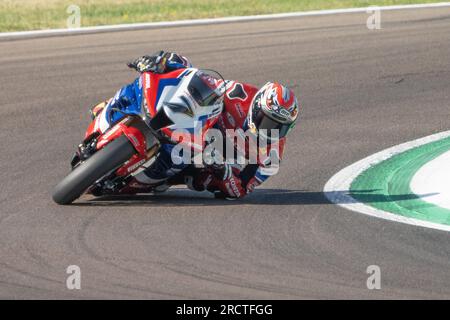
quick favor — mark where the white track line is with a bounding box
[1,2,450,40]
[323,130,450,233]
[411,150,450,211]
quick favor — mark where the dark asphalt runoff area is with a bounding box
[0,7,450,299]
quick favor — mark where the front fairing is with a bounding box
[141,68,224,149]
[108,77,144,123]
[85,77,144,139]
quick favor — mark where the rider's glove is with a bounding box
[211,164,246,199]
[127,51,167,73]
[214,175,246,199]
[89,99,110,119]
[192,164,246,199]
[244,176,261,194]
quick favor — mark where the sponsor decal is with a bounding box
[279,108,291,118]
[217,116,226,129]
[102,125,120,140]
[235,103,245,118]
[127,158,146,173]
[127,133,141,148]
[227,177,241,197]
[144,73,151,90]
[226,112,236,127]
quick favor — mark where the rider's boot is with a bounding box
[117,177,157,194]
[117,148,181,194]
[89,100,110,119]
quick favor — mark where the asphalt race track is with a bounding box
[1,7,450,299]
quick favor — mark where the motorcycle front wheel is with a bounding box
[52,135,136,205]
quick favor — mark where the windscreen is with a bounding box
[187,70,225,107]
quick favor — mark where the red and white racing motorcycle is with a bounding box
[52,68,225,205]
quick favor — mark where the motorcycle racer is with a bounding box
[91,50,299,199]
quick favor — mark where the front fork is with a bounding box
[87,115,161,194]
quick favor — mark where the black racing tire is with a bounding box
[52,135,136,205]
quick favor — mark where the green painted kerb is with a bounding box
[350,136,450,226]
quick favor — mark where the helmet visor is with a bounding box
[253,109,292,141]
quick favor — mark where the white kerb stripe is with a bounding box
[324,130,450,232]
[410,150,450,211]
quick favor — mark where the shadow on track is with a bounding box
[349,190,437,203]
[72,188,436,208]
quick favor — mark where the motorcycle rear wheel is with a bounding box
[52,135,136,205]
